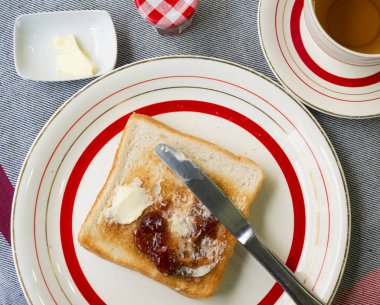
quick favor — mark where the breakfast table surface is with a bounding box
[1,0,380,304]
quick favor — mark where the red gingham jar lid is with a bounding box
[135,0,199,32]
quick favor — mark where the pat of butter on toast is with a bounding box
[78,113,264,298]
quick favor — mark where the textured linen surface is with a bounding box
[0,0,379,304]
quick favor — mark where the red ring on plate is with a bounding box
[290,0,380,88]
[60,100,306,305]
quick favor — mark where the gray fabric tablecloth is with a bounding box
[1,0,379,304]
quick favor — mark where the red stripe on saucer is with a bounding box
[291,0,380,88]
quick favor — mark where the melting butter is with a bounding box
[53,35,97,77]
[181,264,216,277]
[103,178,153,224]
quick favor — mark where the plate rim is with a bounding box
[11,55,351,305]
[257,0,380,119]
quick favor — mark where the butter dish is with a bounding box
[14,10,117,81]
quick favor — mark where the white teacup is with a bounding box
[304,0,380,66]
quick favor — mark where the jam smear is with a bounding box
[194,214,219,244]
[134,212,178,275]
[134,205,220,276]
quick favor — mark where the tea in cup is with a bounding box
[304,0,380,65]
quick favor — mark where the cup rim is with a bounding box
[305,0,380,59]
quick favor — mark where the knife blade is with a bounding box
[155,143,255,245]
[155,144,324,305]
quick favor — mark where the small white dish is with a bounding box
[14,10,117,81]
[258,0,380,118]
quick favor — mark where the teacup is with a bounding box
[304,0,380,66]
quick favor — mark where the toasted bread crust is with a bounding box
[78,113,264,298]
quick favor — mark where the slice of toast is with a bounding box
[78,113,264,298]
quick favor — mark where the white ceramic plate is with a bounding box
[12,56,349,305]
[14,10,117,81]
[258,0,380,118]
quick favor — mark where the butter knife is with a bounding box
[155,144,324,305]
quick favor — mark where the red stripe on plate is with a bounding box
[290,0,380,88]
[60,100,305,305]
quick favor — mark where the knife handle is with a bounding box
[244,235,325,305]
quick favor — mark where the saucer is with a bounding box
[258,0,380,118]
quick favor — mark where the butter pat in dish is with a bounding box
[14,10,117,81]
[53,35,97,78]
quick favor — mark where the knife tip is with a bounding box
[155,144,188,162]
[155,143,166,152]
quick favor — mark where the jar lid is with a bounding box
[135,0,199,30]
